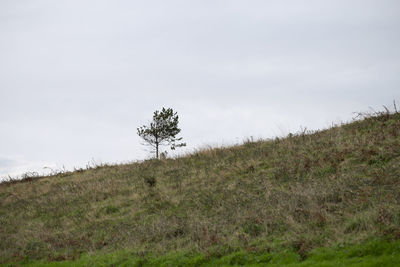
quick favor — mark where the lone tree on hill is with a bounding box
[137,107,186,159]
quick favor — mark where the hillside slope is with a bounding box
[1,111,400,264]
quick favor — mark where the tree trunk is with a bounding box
[156,143,159,159]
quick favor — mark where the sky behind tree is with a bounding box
[1,0,399,179]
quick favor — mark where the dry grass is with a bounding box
[1,110,400,263]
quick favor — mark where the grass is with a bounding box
[1,109,400,265]
[3,239,400,266]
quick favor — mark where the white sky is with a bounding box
[1,0,400,179]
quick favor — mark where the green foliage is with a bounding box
[137,107,186,159]
[10,239,400,266]
[144,176,157,187]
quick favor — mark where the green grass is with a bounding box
[4,239,400,266]
[1,110,400,265]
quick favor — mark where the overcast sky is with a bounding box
[1,0,399,180]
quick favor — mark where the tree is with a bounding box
[137,107,186,159]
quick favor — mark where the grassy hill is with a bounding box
[1,110,400,266]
